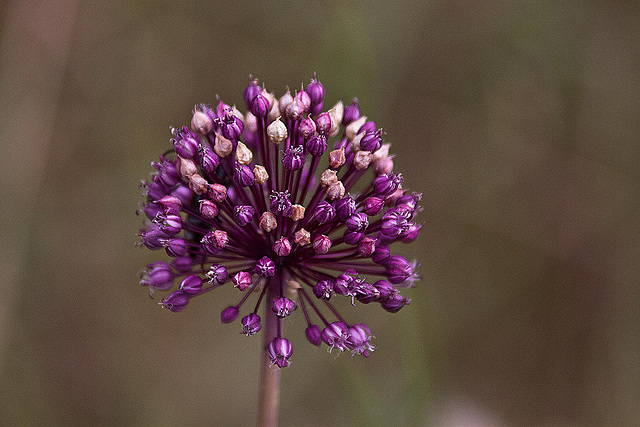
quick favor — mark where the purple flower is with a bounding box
[136,75,421,367]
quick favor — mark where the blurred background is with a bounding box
[1,0,639,425]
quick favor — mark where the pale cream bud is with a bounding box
[328,148,346,169]
[326,181,345,200]
[354,150,373,170]
[191,110,212,134]
[285,279,301,300]
[231,105,244,121]
[289,204,305,221]
[320,169,338,187]
[259,212,278,232]
[346,115,367,140]
[294,228,311,246]
[244,111,258,134]
[214,133,233,157]
[235,141,253,165]
[268,97,280,122]
[177,156,197,177]
[267,117,288,144]
[253,165,269,185]
[374,156,394,175]
[279,88,293,117]
[188,174,209,195]
[350,132,364,152]
[328,100,343,137]
[372,143,391,161]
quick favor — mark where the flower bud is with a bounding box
[268,337,293,368]
[233,163,255,187]
[241,313,262,336]
[233,271,252,291]
[328,101,343,136]
[320,169,338,188]
[259,212,277,232]
[251,94,270,117]
[335,196,356,221]
[346,116,367,140]
[177,156,198,177]
[272,296,296,318]
[305,324,323,346]
[357,237,377,257]
[243,78,261,110]
[221,305,240,323]
[235,141,253,165]
[267,117,288,144]
[206,263,229,284]
[374,156,394,175]
[372,245,390,264]
[208,183,227,203]
[273,237,292,257]
[199,199,218,219]
[255,256,275,277]
[322,321,349,352]
[285,98,305,121]
[328,148,346,169]
[192,109,213,134]
[160,291,189,312]
[234,205,255,226]
[140,261,173,291]
[282,146,305,171]
[198,147,219,174]
[354,150,373,170]
[214,133,233,157]
[313,201,336,224]
[253,164,269,185]
[381,293,410,313]
[326,181,345,201]
[315,112,333,135]
[179,275,203,294]
[343,98,360,125]
[164,238,188,257]
[278,88,293,117]
[289,204,305,221]
[298,115,317,140]
[313,280,334,300]
[306,134,327,156]
[294,228,311,246]
[170,256,191,276]
[313,234,332,254]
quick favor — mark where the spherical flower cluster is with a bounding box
[137,75,420,368]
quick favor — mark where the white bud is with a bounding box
[373,143,391,161]
[235,141,253,165]
[328,101,343,137]
[267,117,288,144]
[346,115,367,140]
[244,111,258,134]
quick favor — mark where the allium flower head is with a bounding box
[137,75,421,367]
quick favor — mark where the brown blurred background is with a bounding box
[1,1,639,425]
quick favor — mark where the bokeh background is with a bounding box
[1,1,639,425]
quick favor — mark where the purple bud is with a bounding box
[373,280,398,302]
[313,280,334,300]
[141,202,163,220]
[208,183,227,203]
[285,98,305,121]
[295,89,311,112]
[233,271,252,291]
[160,291,189,312]
[270,190,293,217]
[140,261,173,291]
[244,78,262,110]
[273,237,292,257]
[385,255,414,284]
[314,112,332,135]
[198,146,219,174]
[334,271,356,296]
[400,223,421,243]
[282,146,306,171]
[158,211,182,235]
[313,234,332,254]
[305,134,327,156]
[157,195,183,212]
[360,129,383,152]
[233,163,255,187]
[139,225,168,250]
[221,305,240,323]
[255,256,275,277]
[343,98,360,125]
[321,321,349,352]
[172,127,199,158]
[199,199,218,219]
[217,109,244,140]
[313,201,335,224]
[272,297,296,318]
[334,196,356,221]
[251,94,270,117]
[164,238,188,257]
[357,237,377,257]
[344,230,364,245]
[298,115,317,140]
[206,263,229,284]
[346,212,369,232]
[360,120,377,134]
[363,196,384,215]
[381,293,410,313]
[353,281,379,304]
[171,255,193,273]
[373,173,403,197]
[241,313,262,336]
[396,191,422,209]
[305,325,323,346]
[345,324,375,357]
[372,245,390,264]
[234,205,255,226]
[268,337,293,368]
[305,75,325,115]
[179,275,203,294]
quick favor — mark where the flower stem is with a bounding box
[257,287,280,427]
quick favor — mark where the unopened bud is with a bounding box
[328,148,346,169]
[253,164,269,185]
[294,228,311,246]
[313,234,332,254]
[372,143,391,161]
[346,116,367,140]
[374,156,394,175]
[177,156,198,177]
[259,211,278,232]
[267,117,288,144]
[244,111,258,134]
[354,151,373,170]
[235,141,253,165]
[320,169,338,188]
[278,88,293,117]
[188,174,209,195]
[273,237,292,257]
[289,204,305,221]
[214,133,233,157]
[328,101,343,137]
[326,181,345,201]
[191,109,212,134]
